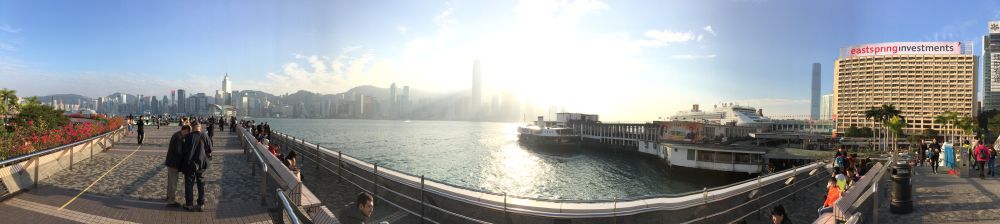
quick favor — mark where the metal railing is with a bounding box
[237,126,309,222]
[272,130,830,223]
[0,126,124,191]
[277,188,303,224]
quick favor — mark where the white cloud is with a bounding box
[244,47,392,95]
[637,30,695,47]
[0,42,16,51]
[396,25,408,34]
[703,25,716,36]
[671,54,716,59]
[0,24,18,34]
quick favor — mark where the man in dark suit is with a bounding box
[136,116,145,145]
[182,122,212,212]
[165,125,190,207]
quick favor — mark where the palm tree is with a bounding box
[864,108,881,151]
[0,88,18,121]
[878,104,902,152]
[933,113,950,143]
[885,115,908,153]
[954,116,974,144]
[23,96,39,106]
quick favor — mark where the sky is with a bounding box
[2,0,1000,120]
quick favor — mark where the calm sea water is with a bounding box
[255,118,749,200]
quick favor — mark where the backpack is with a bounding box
[835,157,845,168]
[979,146,991,161]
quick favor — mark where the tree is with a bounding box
[954,116,975,144]
[846,125,861,137]
[0,88,18,124]
[885,115,908,152]
[859,127,873,140]
[14,101,67,130]
[934,111,960,143]
[922,128,938,140]
[864,107,882,151]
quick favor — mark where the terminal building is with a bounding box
[833,41,977,136]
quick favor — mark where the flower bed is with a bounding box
[0,116,123,160]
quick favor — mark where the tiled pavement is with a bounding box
[0,126,279,223]
[876,165,1000,223]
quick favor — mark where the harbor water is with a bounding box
[255,118,752,200]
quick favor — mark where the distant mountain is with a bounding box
[35,94,92,104]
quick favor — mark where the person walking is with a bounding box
[136,116,145,145]
[182,122,212,212]
[127,115,134,136]
[930,140,941,174]
[165,125,190,207]
[974,139,990,179]
[918,142,927,166]
[207,118,215,144]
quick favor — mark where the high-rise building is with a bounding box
[820,94,833,120]
[472,60,482,112]
[222,73,232,105]
[177,89,187,114]
[984,21,1000,111]
[222,73,232,93]
[811,63,821,120]
[834,41,976,135]
[390,82,397,105]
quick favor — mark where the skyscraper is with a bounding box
[811,63,821,120]
[472,60,482,114]
[820,93,833,120]
[222,73,232,105]
[177,89,187,114]
[984,21,1000,111]
[222,73,232,93]
[390,82,397,105]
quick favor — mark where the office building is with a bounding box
[834,41,977,135]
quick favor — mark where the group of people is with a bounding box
[971,136,996,179]
[917,139,944,174]
[164,117,215,211]
[818,147,869,216]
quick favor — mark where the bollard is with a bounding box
[890,162,912,214]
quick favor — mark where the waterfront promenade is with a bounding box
[0,126,277,223]
[876,165,1000,223]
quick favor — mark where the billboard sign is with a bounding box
[845,42,961,58]
[991,21,1000,34]
[659,121,704,142]
[992,53,1000,91]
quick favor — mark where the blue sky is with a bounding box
[1,0,999,120]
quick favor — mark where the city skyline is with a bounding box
[4,0,1000,120]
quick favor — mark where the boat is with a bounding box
[517,116,580,148]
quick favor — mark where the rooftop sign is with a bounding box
[840,42,962,58]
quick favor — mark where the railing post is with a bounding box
[420,175,425,224]
[703,187,708,204]
[338,151,343,183]
[613,198,618,224]
[33,156,39,189]
[70,143,74,170]
[504,192,508,224]
[373,163,378,198]
[316,143,321,170]
[260,163,268,207]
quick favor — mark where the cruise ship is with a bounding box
[669,103,769,126]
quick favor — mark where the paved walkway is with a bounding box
[0,125,278,223]
[877,164,1000,223]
